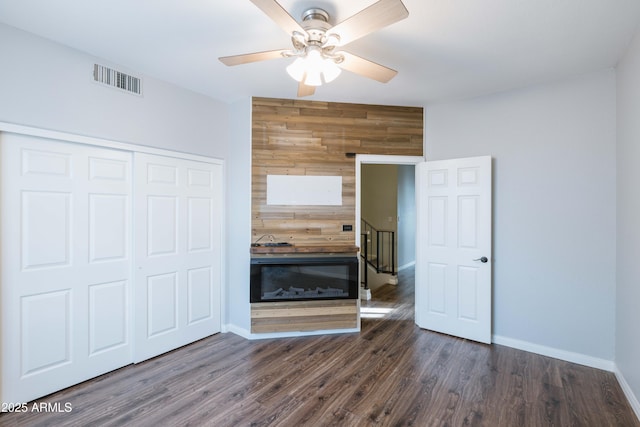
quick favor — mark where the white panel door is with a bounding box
[1,133,132,402]
[134,153,222,362]
[415,156,492,343]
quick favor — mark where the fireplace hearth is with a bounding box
[250,254,358,303]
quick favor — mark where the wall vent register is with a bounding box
[93,64,142,95]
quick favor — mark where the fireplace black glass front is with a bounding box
[250,255,359,303]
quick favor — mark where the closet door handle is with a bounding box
[474,256,488,263]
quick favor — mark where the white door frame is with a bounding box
[355,154,425,275]
[355,154,425,248]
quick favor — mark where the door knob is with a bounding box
[474,256,488,263]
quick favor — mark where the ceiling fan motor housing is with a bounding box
[302,8,329,23]
[300,8,334,46]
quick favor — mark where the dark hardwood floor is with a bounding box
[2,268,638,426]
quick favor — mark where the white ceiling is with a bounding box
[1,0,639,106]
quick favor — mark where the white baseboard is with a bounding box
[492,335,615,372]
[224,323,359,340]
[614,366,640,421]
[398,261,416,271]
[365,265,397,289]
[224,323,251,339]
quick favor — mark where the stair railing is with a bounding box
[360,219,396,286]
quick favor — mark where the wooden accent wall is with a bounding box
[252,97,423,247]
[251,300,358,333]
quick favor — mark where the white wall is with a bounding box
[361,164,398,231]
[225,98,252,333]
[616,24,640,412]
[425,70,617,362]
[397,165,416,269]
[0,23,228,158]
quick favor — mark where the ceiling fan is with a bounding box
[219,0,409,97]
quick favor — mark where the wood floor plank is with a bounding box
[1,267,638,426]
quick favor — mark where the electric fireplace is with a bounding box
[250,254,359,303]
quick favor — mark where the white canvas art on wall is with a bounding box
[266,175,342,206]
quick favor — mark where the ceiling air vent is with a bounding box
[93,64,142,95]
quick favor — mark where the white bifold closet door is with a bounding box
[1,134,223,403]
[1,133,133,403]
[133,153,222,363]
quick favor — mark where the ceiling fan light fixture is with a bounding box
[323,33,341,48]
[321,58,341,83]
[286,57,306,82]
[304,69,323,86]
[286,47,342,86]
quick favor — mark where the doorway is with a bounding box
[356,155,424,311]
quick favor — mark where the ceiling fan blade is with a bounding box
[219,49,289,66]
[329,0,409,46]
[250,0,306,36]
[297,81,316,97]
[337,51,398,83]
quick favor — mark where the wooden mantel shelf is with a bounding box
[250,245,359,255]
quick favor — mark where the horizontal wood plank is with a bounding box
[251,319,358,333]
[250,245,358,254]
[251,305,357,318]
[251,300,358,333]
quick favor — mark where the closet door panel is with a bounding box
[133,153,222,363]
[1,133,132,403]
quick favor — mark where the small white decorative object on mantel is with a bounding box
[266,175,342,206]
